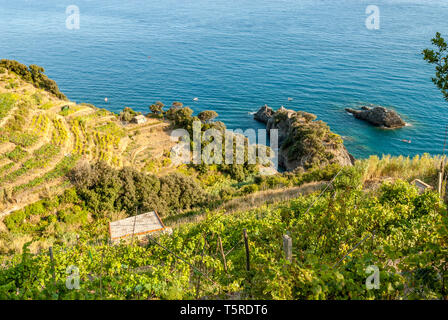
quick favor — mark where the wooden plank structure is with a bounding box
[109,211,166,241]
[411,179,433,194]
[282,235,292,262]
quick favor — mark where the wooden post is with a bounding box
[100,249,104,300]
[282,235,292,262]
[243,229,250,271]
[195,245,205,299]
[437,171,443,196]
[218,235,228,273]
[49,247,55,286]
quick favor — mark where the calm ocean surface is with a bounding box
[1,0,448,159]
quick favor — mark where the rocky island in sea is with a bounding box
[345,105,406,129]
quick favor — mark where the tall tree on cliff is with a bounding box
[198,110,218,123]
[150,101,165,115]
[423,32,448,102]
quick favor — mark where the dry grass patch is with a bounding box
[169,182,324,229]
[362,154,442,187]
[219,182,324,214]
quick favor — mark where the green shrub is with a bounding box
[24,201,46,217]
[59,188,79,204]
[58,206,88,225]
[42,197,60,210]
[69,162,207,217]
[239,184,259,195]
[219,186,236,200]
[165,106,193,127]
[379,179,419,206]
[59,106,75,116]
[119,107,140,122]
[149,101,164,114]
[198,110,218,123]
[0,60,67,100]
[4,210,26,232]
[47,214,57,224]
[159,172,205,215]
[280,118,344,169]
[31,93,42,105]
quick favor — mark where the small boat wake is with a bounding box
[392,138,412,144]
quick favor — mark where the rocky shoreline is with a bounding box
[254,105,354,171]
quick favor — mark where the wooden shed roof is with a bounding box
[109,211,166,240]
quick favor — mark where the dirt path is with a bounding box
[65,107,96,120]
[131,146,149,165]
[0,142,15,155]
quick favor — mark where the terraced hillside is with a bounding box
[0,67,175,216]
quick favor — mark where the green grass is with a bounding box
[7,132,39,148]
[362,154,442,185]
[0,144,61,184]
[38,102,54,110]
[95,122,126,138]
[0,93,17,120]
[6,146,28,162]
[3,100,31,132]
[33,143,60,159]
[13,155,79,194]
[59,106,77,117]
[31,92,42,105]
[0,162,15,176]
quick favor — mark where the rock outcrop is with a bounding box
[254,105,354,171]
[254,104,274,124]
[345,105,406,129]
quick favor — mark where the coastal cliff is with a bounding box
[254,105,354,171]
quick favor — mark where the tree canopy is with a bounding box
[172,101,184,108]
[166,106,193,127]
[423,32,448,101]
[0,59,67,100]
[119,107,140,122]
[198,110,218,123]
[150,101,164,114]
[68,161,205,217]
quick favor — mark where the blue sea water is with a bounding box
[1,0,448,159]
